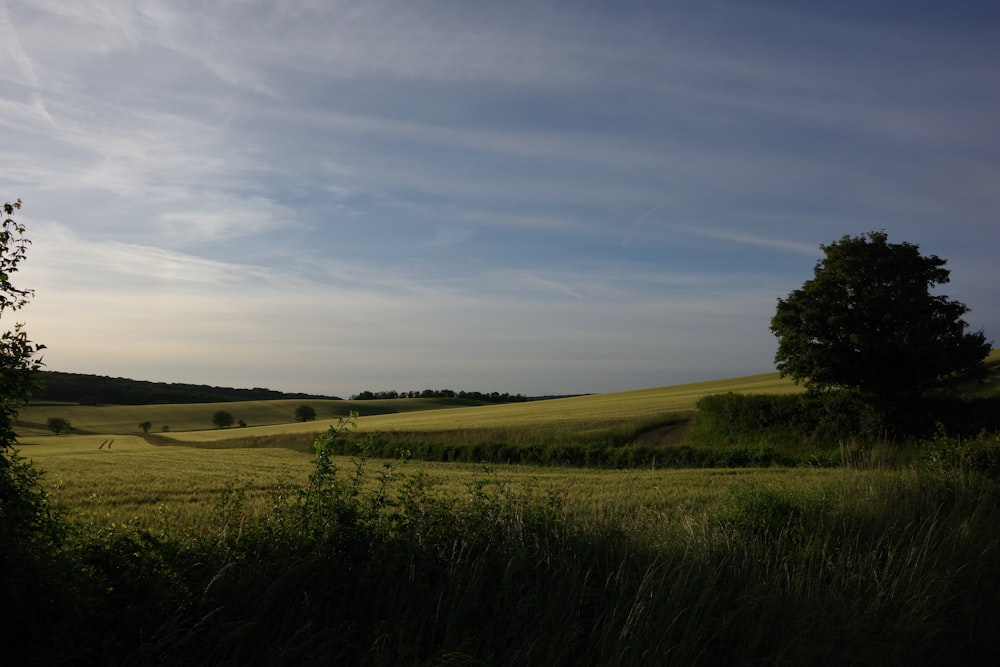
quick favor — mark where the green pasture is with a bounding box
[16,396,486,437]
[18,370,799,444]
[14,363,1000,665]
[18,359,997,528]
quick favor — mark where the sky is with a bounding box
[2,0,998,398]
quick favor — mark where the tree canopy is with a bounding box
[1,199,45,453]
[46,417,71,436]
[1,198,61,563]
[770,231,991,402]
[295,405,317,422]
[212,410,235,429]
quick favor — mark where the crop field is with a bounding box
[23,432,853,531]
[19,359,1000,530]
[11,362,1000,665]
[19,370,799,442]
[18,371,806,526]
[15,396,479,437]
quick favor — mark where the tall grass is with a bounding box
[11,424,1000,665]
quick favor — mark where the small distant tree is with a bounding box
[139,421,152,434]
[238,419,247,428]
[46,417,71,436]
[295,405,317,422]
[212,410,235,429]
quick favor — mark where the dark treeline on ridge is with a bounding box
[33,371,341,405]
[350,389,580,403]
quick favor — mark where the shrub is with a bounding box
[916,428,1000,478]
[688,391,888,448]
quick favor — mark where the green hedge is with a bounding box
[327,434,790,468]
[686,391,884,447]
[688,391,1000,447]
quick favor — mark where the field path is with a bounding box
[629,421,690,446]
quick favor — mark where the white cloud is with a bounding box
[16,216,786,395]
[3,1,997,394]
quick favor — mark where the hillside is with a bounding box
[15,396,495,437]
[20,351,998,442]
[32,370,341,405]
[16,370,798,441]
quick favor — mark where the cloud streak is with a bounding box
[3,0,997,395]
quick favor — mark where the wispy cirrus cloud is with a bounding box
[3,1,998,395]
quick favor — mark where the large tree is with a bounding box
[1,199,45,454]
[770,231,991,402]
[1,199,59,558]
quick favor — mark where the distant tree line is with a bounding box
[350,389,532,403]
[33,371,341,406]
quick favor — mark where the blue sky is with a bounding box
[2,0,998,397]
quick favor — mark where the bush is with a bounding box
[917,428,1000,478]
[687,391,887,448]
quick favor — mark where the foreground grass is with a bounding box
[26,435,831,531]
[9,441,1000,666]
[9,361,999,664]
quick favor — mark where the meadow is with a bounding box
[18,370,805,529]
[9,363,1000,665]
[18,371,797,437]
[25,431,846,532]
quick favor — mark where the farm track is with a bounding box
[628,420,691,446]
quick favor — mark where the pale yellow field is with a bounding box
[87,371,799,444]
[22,433,852,531]
[16,397,480,438]
[14,369,904,530]
[14,371,799,446]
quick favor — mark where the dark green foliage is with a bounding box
[294,404,317,422]
[1,198,56,536]
[771,232,991,403]
[45,416,71,435]
[1,199,74,665]
[688,392,886,447]
[1,199,45,452]
[690,391,1000,450]
[306,428,789,468]
[0,450,65,552]
[212,409,235,428]
[917,429,1000,479]
[33,369,341,404]
[352,388,533,403]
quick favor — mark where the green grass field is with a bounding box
[15,418,1000,666]
[15,396,489,437]
[26,432,854,531]
[15,369,800,527]
[19,359,999,526]
[18,370,799,442]
[11,359,1000,665]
